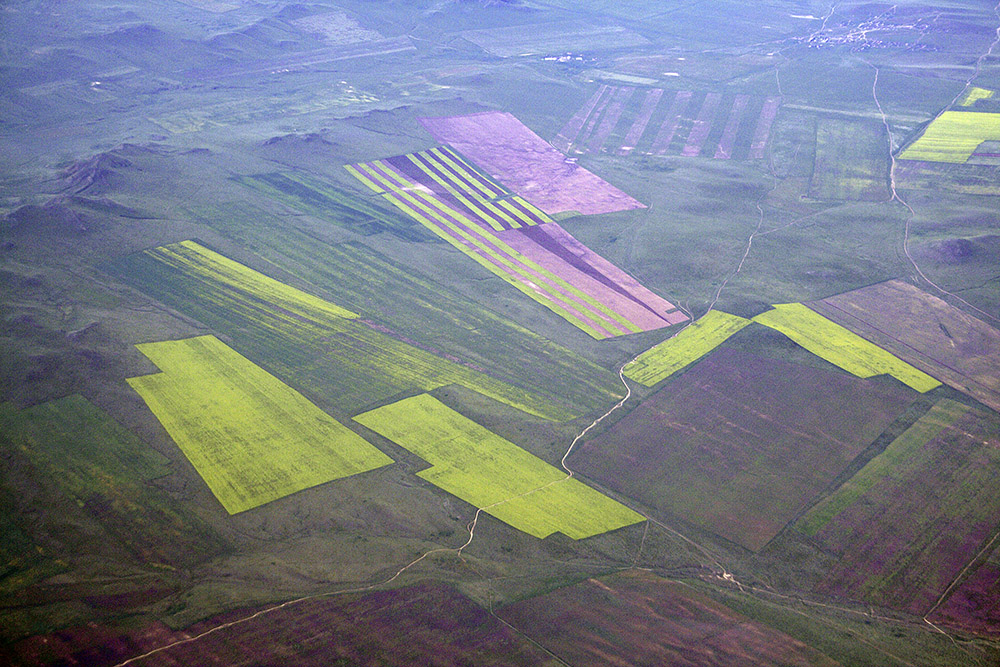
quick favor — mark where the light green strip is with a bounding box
[432,146,504,199]
[407,153,510,231]
[354,164,611,338]
[363,161,641,334]
[419,150,523,229]
[753,303,941,392]
[344,164,385,193]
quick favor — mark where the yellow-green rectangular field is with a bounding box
[625,310,750,386]
[128,335,392,514]
[354,394,643,539]
[899,111,1000,163]
[752,303,940,392]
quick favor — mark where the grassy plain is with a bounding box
[899,111,1000,163]
[753,302,940,392]
[128,335,393,514]
[624,310,750,386]
[808,118,887,201]
[355,394,643,539]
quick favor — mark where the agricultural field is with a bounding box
[624,310,750,386]
[796,399,1000,616]
[109,240,573,420]
[348,148,687,339]
[808,118,888,201]
[127,335,393,514]
[899,111,1000,163]
[5,0,1000,664]
[572,348,915,551]
[752,303,940,392]
[2,582,556,666]
[554,86,781,160]
[232,171,437,242]
[418,111,646,216]
[499,570,838,667]
[182,204,624,416]
[354,394,644,540]
[808,280,1000,412]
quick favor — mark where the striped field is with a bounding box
[899,111,1000,163]
[347,155,686,339]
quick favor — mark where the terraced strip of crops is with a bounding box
[899,111,1000,163]
[110,241,572,420]
[128,335,393,514]
[355,394,645,539]
[753,303,940,392]
[384,147,552,231]
[348,160,685,338]
[556,86,781,159]
[624,311,750,386]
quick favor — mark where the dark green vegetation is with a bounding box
[2,0,999,665]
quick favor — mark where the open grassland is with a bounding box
[0,395,223,588]
[573,349,914,551]
[183,205,623,415]
[753,303,940,392]
[795,399,1000,617]
[624,310,750,386]
[499,570,838,667]
[899,111,1000,163]
[418,111,645,216]
[348,159,685,339]
[110,241,572,420]
[355,394,644,539]
[808,280,1000,412]
[128,335,393,514]
[808,118,888,201]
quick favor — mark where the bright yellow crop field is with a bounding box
[624,310,750,386]
[128,335,392,514]
[354,394,643,539]
[899,111,1000,163]
[752,303,940,392]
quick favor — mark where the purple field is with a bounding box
[419,111,645,216]
[682,92,722,156]
[715,94,750,159]
[650,90,694,154]
[619,88,663,155]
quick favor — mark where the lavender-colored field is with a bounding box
[575,87,614,149]
[553,84,609,152]
[419,111,645,216]
[619,88,663,155]
[750,97,781,159]
[714,94,750,159]
[587,86,634,153]
[681,93,722,157]
[649,90,693,154]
